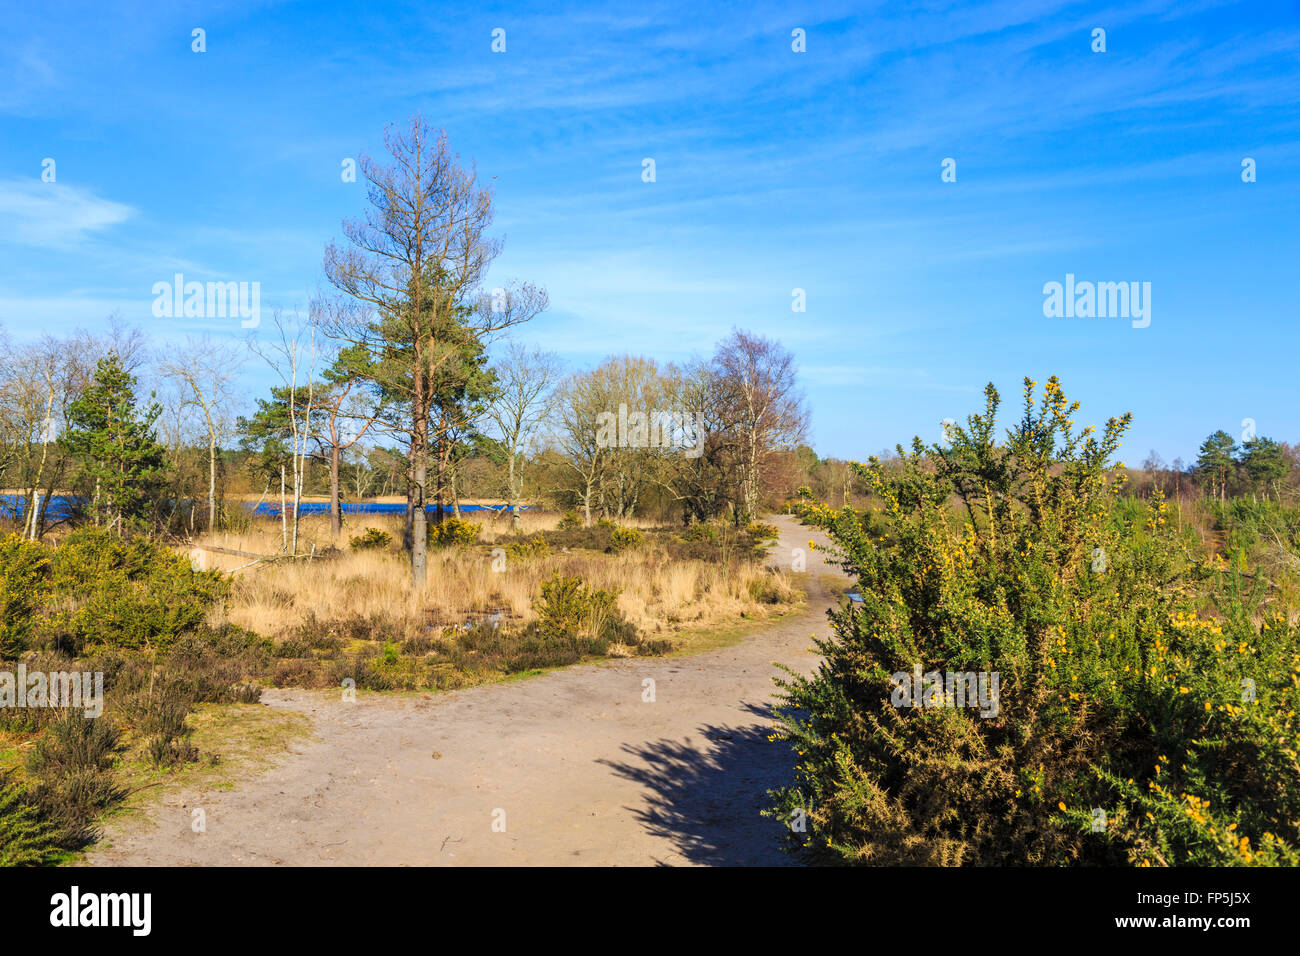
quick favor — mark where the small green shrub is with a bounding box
[745,521,780,541]
[532,572,631,647]
[147,732,199,768]
[0,533,51,657]
[39,527,229,654]
[609,526,644,551]
[680,522,718,543]
[506,534,551,561]
[557,511,582,531]
[431,517,480,546]
[349,527,391,550]
[636,639,675,656]
[0,770,57,866]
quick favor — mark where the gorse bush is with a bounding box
[431,517,480,546]
[771,377,1300,866]
[1,530,230,658]
[0,530,261,857]
[680,522,718,543]
[505,534,551,561]
[0,534,50,658]
[39,527,229,654]
[609,526,644,551]
[532,572,632,648]
[349,527,391,550]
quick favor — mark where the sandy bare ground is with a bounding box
[86,515,843,866]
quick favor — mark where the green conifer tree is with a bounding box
[61,352,167,532]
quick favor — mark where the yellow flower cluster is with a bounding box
[1169,610,1224,636]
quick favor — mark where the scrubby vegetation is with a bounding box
[430,516,480,546]
[773,377,1300,866]
[0,507,797,863]
[0,529,264,862]
[349,527,391,551]
[207,511,796,691]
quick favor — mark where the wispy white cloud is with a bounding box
[0,179,134,248]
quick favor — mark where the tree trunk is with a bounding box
[433,431,448,526]
[279,463,287,552]
[410,388,428,588]
[509,450,522,532]
[330,443,342,540]
[36,466,58,539]
[291,451,303,555]
[411,454,427,586]
[208,434,218,533]
[404,469,415,551]
[27,384,55,540]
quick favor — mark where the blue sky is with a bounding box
[1,0,1297,463]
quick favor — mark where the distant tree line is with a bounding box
[1135,432,1298,502]
[0,117,813,586]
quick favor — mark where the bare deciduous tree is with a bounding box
[486,343,561,530]
[712,329,808,523]
[248,309,318,554]
[159,336,245,533]
[305,296,385,540]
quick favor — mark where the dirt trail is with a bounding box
[87,516,844,866]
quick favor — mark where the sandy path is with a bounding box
[87,516,843,866]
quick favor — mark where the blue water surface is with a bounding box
[0,494,533,521]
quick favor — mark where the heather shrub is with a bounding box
[162,628,267,703]
[24,710,125,849]
[543,524,612,551]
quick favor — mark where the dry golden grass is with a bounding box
[193,514,799,644]
[473,509,661,540]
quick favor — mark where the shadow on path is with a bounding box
[598,701,801,866]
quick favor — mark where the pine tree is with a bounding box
[1195,430,1237,502]
[61,352,167,532]
[1240,436,1290,499]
